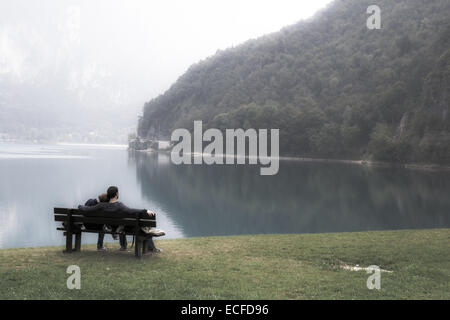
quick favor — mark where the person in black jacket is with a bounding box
[83,193,118,252]
[78,186,161,253]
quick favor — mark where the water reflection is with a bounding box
[131,151,450,237]
[0,143,449,249]
[0,144,183,249]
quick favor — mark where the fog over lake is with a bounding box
[0,143,449,249]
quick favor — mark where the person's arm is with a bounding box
[78,202,104,211]
[84,198,98,207]
[117,203,155,218]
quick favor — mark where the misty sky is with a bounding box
[0,0,333,138]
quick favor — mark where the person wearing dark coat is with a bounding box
[78,186,161,253]
[83,193,118,251]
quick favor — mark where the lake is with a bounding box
[0,143,449,249]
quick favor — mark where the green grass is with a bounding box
[0,229,449,299]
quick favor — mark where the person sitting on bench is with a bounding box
[78,186,162,253]
[84,193,120,252]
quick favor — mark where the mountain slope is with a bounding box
[137,0,450,163]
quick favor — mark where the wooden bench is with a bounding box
[54,208,157,258]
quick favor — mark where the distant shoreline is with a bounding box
[132,147,450,172]
[0,141,128,149]
[275,156,450,172]
[57,142,127,148]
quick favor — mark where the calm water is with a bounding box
[0,143,449,249]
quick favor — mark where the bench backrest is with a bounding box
[54,208,156,228]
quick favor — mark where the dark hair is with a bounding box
[106,186,119,200]
[98,193,108,203]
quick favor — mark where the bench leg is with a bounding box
[135,239,142,258]
[142,239,148,254]
[74,233,82,252]
[64,232,73,253]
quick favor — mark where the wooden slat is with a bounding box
[54,208,71,214]
[57,227,156,237]
[54,215,156,227]
[55,208,153,219]
[54,214,83,221]
[82,210,151,219]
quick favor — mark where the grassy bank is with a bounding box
[0,229,449,300]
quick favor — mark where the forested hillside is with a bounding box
[137,0,450,163]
